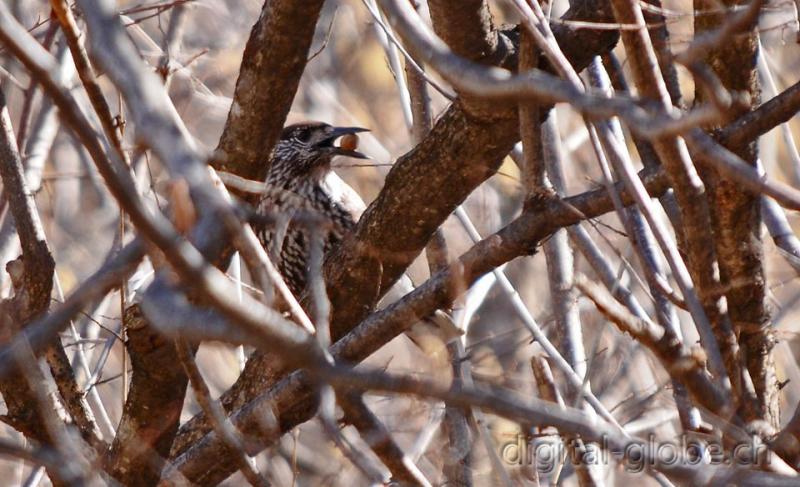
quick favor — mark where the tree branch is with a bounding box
[211,0,326,180]
[0,85,104,455]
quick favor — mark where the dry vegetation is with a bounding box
[1,0,800,485]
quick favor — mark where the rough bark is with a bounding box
[211,0,327,180]
[609,0,755,414]
[99,0,328,478]
[427,0,499,63]
[325,0,619,344]
[104,306,193,486]
[0,87,65,483]
[694,0,776,425]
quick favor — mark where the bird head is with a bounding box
[270,122,369,182]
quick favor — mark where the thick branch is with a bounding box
[427,0,499,63]
[0,86,59,446]
[694,0,775,424]
[718,78,800,150]
[104,306,193,485]
[609,0,756,416]
[212,0,326,180]
[0,85,104,480]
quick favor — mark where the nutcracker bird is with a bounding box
[256,121,462,350]
[256,121,369,296]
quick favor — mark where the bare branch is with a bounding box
[574,274,730,416]
[50,0,130,167]
[338,392,431,486]
[103,305,193,485]
[608,0,756,417]
[0,85,104,456]
[212,0,326,180]
[176,339,268,487]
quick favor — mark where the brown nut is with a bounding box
[339,133,359,151]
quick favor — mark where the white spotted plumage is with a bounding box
[255,122,367,296]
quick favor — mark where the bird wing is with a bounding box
[321,171,367,223]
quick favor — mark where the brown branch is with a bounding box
[427,0,499,63]
[324,101,519,340]
[678,0,764,66]
[609,0,758,418]
[338,392,431,486]
[211,0,326,180]
[1,0,320,371]
[50,0,130,167]
[0,85,105,457]
[175,339,268,487]
[327,0,619,342]
[0,9,328,483]
[0,85,58,447]
[0,13,264,480]
[692,0,775,425]
[0,96,51,300]
[0,240,145,378]
[574,274,731,417]
[98,2,326,473]
[425,0,509,119]
[381,0,728,139]
[518,28,548,195]
[642,0,682,106]
[102,306,193,485]
[41,345,105,450]
[174,360,799,486]
[718,78,800,150]
[327,366,797,484]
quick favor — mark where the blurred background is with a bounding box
[2,0,800,484]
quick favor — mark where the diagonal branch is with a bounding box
[212,0,326,180]
[608,0,756,417]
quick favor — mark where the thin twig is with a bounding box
[176,339,268,487]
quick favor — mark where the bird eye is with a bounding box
[296,130,311,143]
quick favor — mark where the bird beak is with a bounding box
[323,126,370,159]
